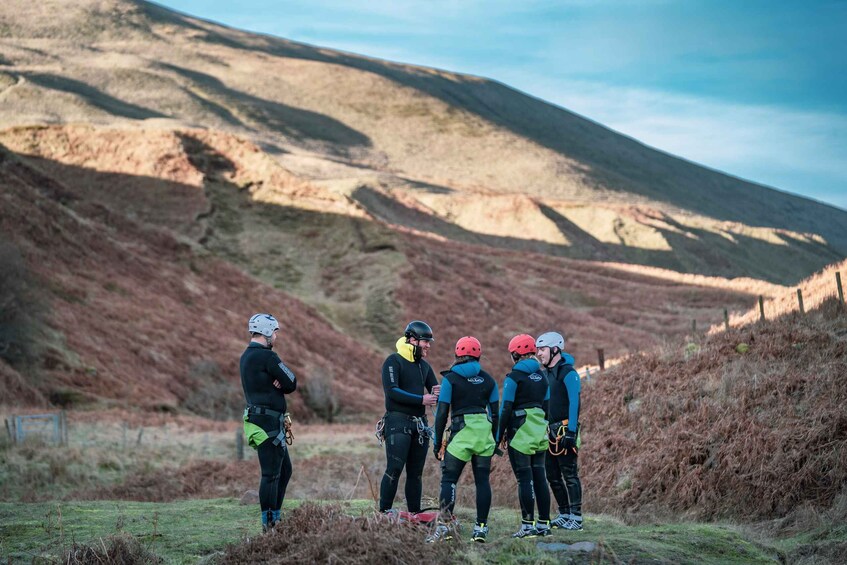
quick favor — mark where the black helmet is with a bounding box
[404,320,434,341]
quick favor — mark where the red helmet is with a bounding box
[455,336,481,358]
[508,334,537,355]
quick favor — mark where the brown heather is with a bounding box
[580,297,847,521]
[222,503,456,564]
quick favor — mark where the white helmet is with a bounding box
[536,331,565,351]
[248,313,279,337]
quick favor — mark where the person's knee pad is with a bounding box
[516,466,532,484]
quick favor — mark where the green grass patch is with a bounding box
[3,498,841,564]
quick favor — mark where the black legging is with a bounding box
[439,451,492,523]
[508,447,551,522]
[546,449,582,517]
[380,429,429,512]
[257,437,292,513]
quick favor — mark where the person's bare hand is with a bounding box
[273,379,282,389]
[422,393,437,406]
[431,384,441,397]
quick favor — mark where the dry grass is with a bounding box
[61,534,162,565]
[221,502,455,564]
[583,297,847,521]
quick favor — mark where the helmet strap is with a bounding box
[545,347,561,368]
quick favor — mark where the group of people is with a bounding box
[378,320,582,542]
[239,314,582,542]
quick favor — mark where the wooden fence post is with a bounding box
[597,348,605,371]
[837,272,844,304]
[797,289,805,315]
[691,319,697,334]
[723,308,729,331]
[758,296,765,322]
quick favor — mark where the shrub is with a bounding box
[222,503,456,564]
[301,374,340,423]
[181,359,242,420]
[0,242,47,368]
[61,533,162,564]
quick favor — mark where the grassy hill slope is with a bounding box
[1,0,845,284]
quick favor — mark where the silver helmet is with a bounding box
[535,331,565,351]
[248,313,279,337]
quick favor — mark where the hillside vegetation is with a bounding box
[1,0,845,286]
[0,128,805,413]
[581,295,847,521]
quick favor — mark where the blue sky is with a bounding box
[156,0,847,210]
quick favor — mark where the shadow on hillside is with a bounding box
[137,4,847,252]
[352,186,842,285]
[5,135,797,377]
[23,73,168,120]
[156,63,371,152]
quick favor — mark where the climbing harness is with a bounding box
[548,419,568,456]
[548,419,578,456]
[245,405,292,447]
[436,438,448,461]
[283,412,294,446]
[375,416,386,446]
[414,416,434,446]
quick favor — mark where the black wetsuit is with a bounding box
[545,354,582,520]
[240,342,297,523]
[379,345,438,513]
[432,360,499,524]
[496,358,551,524]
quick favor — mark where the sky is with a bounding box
[156,0,847,210]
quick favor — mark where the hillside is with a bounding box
[1,0,845,285]
[0,138,384,419]
[1,0,846,417]
[576,296,847,521]
[1,125,804,413]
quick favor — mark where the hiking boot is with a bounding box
[562,518,584,531]
[471,522,489,543]
[512,521,538,539]
[426,523,452,543]
[535,519,552,537]
[551,513,570,529]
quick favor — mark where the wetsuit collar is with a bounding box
[395,337,416,363]
[451,360,481,378]
[513,358,541,373]
[248,341,270,349]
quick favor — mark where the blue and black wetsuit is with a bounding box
[379,337,438,513]
[496,358,551,524]
[240,341,297,528]
[432,360,499,523]
[545,353,583,522]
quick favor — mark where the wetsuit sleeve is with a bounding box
[267,352,297,393]
[565,368,581,432]
[496,376,516,443]
[425,365,438,393]
[382,356,423,405]
[432,377,451,452]
[488,381,500,441]
[542,383,550,420]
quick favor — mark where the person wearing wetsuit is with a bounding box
[240,313,298,532]
[496,333,552,538]
[379,320,439,514]
[432,336,499,543]
[536,331,583,531]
